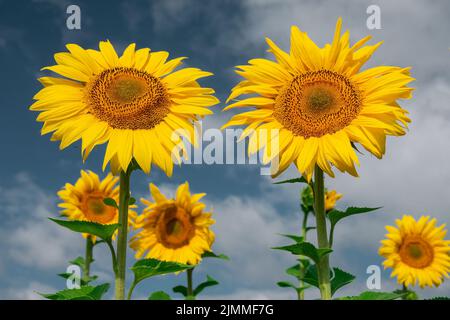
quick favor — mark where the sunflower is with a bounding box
[31,41,219,176]
[379,215,450,288]
[222,18,413,180]
[325,190,342,212]
[57,170,136,240]
[130,182,215,265]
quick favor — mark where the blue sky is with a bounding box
[1,0,450,299]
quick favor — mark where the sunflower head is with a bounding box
[31,41,219,176]
[379,215,450,288]
[130,182,215,265]
[222,18,414,180]
[57,170,136,239]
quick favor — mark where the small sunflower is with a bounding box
[130,182,215,265]
[57,170,136,240]
[222,18,413,180]
[379,215,450,288]
[325,190,342,212]
[31,41,219,176]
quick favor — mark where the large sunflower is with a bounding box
[379,215,450,288]
[130,182,215,265]
[58,170,136,239]
[222,18,413,179]
[31,41,219,175]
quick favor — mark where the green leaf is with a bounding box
[49,218,119,241]
[303,266,355,296]
[279,234,304,243]
[273,241,332,264]
[193,275,219,296]
[129,197,136,206]
[40,283,109,300]
[57,273,98,286]
[339,291,404,300]
[103,198,118,209]
[276,281,308,294]
[173,285,188,297]
[286,265,301,279]
[330,268,355,296]
[148,291,172,300]
[274,177,308,185]
[130,259,193,285]
[277,281,298,289]
[328,207,380,227]
[69,256,85,268]
[201,251,230,261]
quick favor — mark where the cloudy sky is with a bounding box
[0,0,450,299]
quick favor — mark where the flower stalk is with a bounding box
[187,268,194,299]
[83,235,94,283]
[313,166,332,300]
[298,207,309,300]
[115,168,132,300]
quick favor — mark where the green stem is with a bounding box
[127,281,137,300]
[329,226,335,248]
[298,207,309,300]
[115,168,132,300]
[187,268,194,299]
[106,240,118,276]
[83,235,94,283]
[313,166,332,300]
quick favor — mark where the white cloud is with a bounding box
[0,173,80,270]
[4,281,56,300]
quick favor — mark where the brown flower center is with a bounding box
[273,70,361,138]
[86,67,170,129]
[156,204,195,249]
[399,236,434,269]
[81,192,116,224]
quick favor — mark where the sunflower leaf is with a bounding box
[193,275,219,296]
[272,241,332,264]
[69,256,85,268]
[49,218,120,241]
[130,259,193,286]
[103,197,118,209]
[328,207,381,227]
[303,265,355,296]
[57,272,98,286]
[148,291,172,300]
[129,197,136,206]
[276,281,298,290]
[173,285,188,297]
[279,234,304,243]
[202,251,230,261]
[338,291,405,300]
[277,281,308,294]
[39,283,110,300]
[274,177,308,185]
